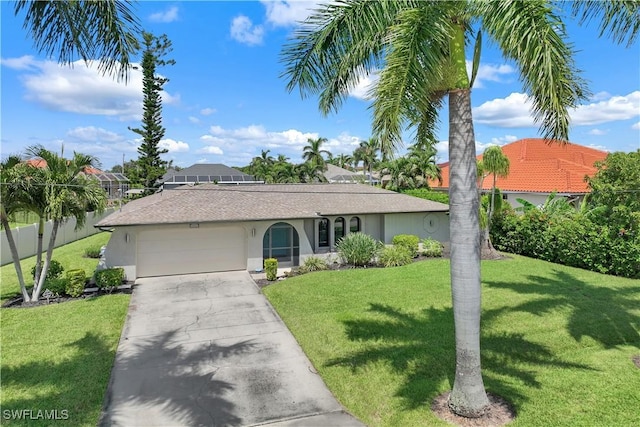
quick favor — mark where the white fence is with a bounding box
[1,208,116,266]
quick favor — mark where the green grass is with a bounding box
[264,255,640,426]
[0,232,129,426]
[1,232,111,303]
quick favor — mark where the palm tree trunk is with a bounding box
[34,216,45,285]
[447,88,490,417]
[0,215,30,302]
[32,219,59,301]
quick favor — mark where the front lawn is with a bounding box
[1,233,130,426]
[264,255,640,426]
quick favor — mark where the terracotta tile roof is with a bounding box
[96,183,449,227]
[431,138,608,193]
[25,158,104,174]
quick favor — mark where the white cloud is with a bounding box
[159,138,189,153]
[261,1,317,27]
[200,107,217,116]
[570,91,640,125]
[67,126,123,143]
[188,116,200,124]
[149,6,179,23]
[632,122,640,130]
[1,55,37,70]
[474,93,535,127]
[591,91,611,101]
[350,70,380,100]
[588,128,607,136]
[466,61,515,88]
[197,146,224,155]
[230,15,265,46]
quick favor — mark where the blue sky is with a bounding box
[2,1,639,170]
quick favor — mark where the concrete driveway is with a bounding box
[100,271,364,427]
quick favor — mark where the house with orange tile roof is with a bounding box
[430,138,608,208]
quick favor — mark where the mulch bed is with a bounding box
[2,284,133,309]
[431,391,516,426]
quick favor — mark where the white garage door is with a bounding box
[137,226,246,277]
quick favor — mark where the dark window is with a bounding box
[334,217,345,242]
[318,218,330,247]
[350,217,361,233]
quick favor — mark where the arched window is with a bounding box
[263,222,300,266]
[318,218,330,247]
[334,217,345,242]
[350,216,361,233]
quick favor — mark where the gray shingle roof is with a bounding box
[96,183,449,227]
[160,163,257,184]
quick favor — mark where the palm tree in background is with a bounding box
[329,153,354,170]
[302,137,331,171]
[479,145,510,250]
[353,138,380,184]
[282,0,638,416]
[13,0,140,80]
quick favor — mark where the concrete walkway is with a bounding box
[100,271,364,427]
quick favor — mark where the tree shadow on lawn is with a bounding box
[326,303,594,415]
[100,329,256,427]
[484,269,640,349]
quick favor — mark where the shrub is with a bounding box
[95,267,125,290]
[421,238,444,257]
[336,232,382,266]
[392,234,420,257]
[65,269,87,297]
[402,189,450,204]
[84,245,102,259]
[45,277,69,296]
[378,246,413,267]
[264,258,278,281]
[299,256,329,273]
[31,259,64,282]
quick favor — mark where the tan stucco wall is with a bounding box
[383,212,450,243]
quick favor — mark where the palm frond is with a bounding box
[571,0,640,47]
[477,0,590,141]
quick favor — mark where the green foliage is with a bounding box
[336,232,382,267]
[44,277,69,296]
[299,256,329,273]
[421,238,443,257]
[491,209,640,278]
[84,245,103,259]
[95,267,125,289]
[66,269,87,297]
[264,258,278,281]
[587,150,640,216]
[31,259,64,281]
[378,245,413,267]
[392,234,420,257]
[402,188,449,204]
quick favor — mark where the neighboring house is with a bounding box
[160,163,262,189]
[95,183,450,279]
[25,159,129,200]
[431,138,608,208]
[323,164,367,183]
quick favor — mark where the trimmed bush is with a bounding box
[45,277,69,296]
[300,256,329,273]
[336,232,382,267]
[392,234,420,257]
[402,188,449,204]
[65,269,87,297]
[378,246,413,268]
[421,238,444,257]
[95,267,125,290]
[264,258,278,281]
[84,246,102,259]
[31,259,64,282]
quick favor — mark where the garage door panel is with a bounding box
[137,227,246,277]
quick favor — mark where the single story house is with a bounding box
[430,138,608,208]
[160,163,262,189]
[95,183,450,279]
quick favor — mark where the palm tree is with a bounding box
[329,153,354,170]
[282,0,638,416]
[302,137,331,171]
[480,146,510,249]
[408,143,442,187]
[14,0,141,80]
[353,138,380,184]
[24,146,107,301]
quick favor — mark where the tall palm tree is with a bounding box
[24,146,107,301]
[14,0,141,80]
[282,0,638,417]
[302,137,331,171]
[329,153,354,170]
[353,138,380,184]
